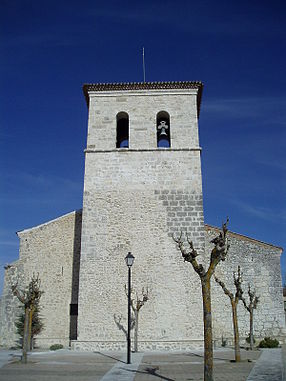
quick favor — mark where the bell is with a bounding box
[159,127,167,136]
[158,120,168,137]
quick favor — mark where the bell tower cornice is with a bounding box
[83,81,203,116]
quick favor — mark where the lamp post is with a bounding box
[125,252,135,364]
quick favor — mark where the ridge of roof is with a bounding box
[16,211,282,252]
[82,81,203,116]
[16,209,82,236]
[205,224,283,252]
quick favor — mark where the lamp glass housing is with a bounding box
[125,252,135,267]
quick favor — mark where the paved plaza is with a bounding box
[0,347,284,381]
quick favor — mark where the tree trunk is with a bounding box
[202,278,213,381]
[249,308,254,350]
[22,307,30,364]
[134,310,139,353]
[28,308,34,352]
[231,301,241,362]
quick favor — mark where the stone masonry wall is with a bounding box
[0,262,25,348]
[76,150,205,351]
[1,211,284,349]
[85,89,200,151]
[76,88,205,350]
[205,225,286,345]
[0,211,82,349]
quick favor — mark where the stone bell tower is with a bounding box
[75,81,205,351]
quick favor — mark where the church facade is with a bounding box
[0,82,285,350]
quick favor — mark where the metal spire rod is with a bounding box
[142,47,146,83]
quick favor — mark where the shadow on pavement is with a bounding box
[122,366,175,381]
[94,351,126,364]
[186,351,238,362]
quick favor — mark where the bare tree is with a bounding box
[240,284,259,350]
[214,266,243,362]
[11,274,43,364]
[174,219,229,381]
[125,285,150,352]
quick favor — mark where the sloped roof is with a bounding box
[205,224,283,252]
[16,210,81,235]
[16,210,282,252]
[82,81,203,116]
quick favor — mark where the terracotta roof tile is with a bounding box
[82,81,203,115]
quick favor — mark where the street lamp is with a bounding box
[125,252,135,364]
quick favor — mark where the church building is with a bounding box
[0,81,285,350]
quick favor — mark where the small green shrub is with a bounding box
[50,344,64,351]
[246,334,256,344]
[258,337,279,348]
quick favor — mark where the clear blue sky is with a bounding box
[0,0,285,295]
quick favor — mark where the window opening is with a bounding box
[116,112,129,148]
[157,111,170,148]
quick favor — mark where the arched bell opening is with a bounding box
[116,112,129,148]
[156,111,170,148]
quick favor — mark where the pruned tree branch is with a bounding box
[208,218,230,278]
[12,273,43,308]
[214,276,233,300]
[233,266,243,303]
[135,287,149,312]
[215,266,243,303]
[240,283,259,311]
[173,232,206,278]
[11,283,28,305]
[173,218,230,281]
